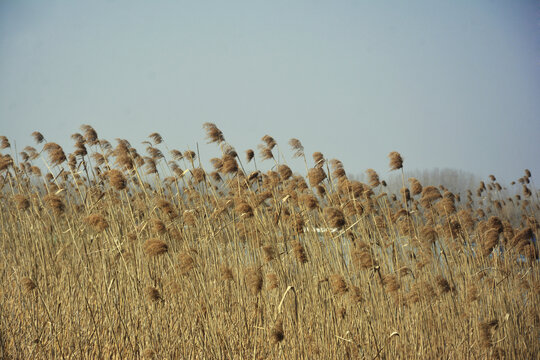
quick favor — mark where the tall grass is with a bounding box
[0,124,538,359]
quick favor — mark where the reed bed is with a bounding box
[0,124,538,359]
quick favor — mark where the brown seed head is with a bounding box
[307,167,326,187]
[261,135,276,149]
[479,319,498,348]
[270,319,285,344]
[183,150,196,162]
[312,152,324,167]
[408,178,423,195]
[81,124,99,145]
[258,146,274,161]
[143,238,168,256]
[245,149,255,162]
[466,283,479,303]
[383,274,401,293]
[388,151,403,170]
[220,265,234,281]
[324,207,345,228]
[262,245,276,262]
[352,242,377,269]
[43,194,65,216]
[145,286,162,302]
[31,131,45,144]
[179,252,196,276]
[203,123,225,144]
[245,266,263,295]
[191,168,206,183]
[150,218,167,234]
[43,142,66,166]
[266,273,278,290]
[148,132,163,145]
[0,136,10,149]
[329,274,348,296]
[84,214,109,231]
[289,138,304,158]
[277,164,293,180]
[235,201,254,218]
[222,154,238,174]
[299,193,319,210]
[366,169,380,188]
[108,169,127,190]
[14,194,30,211]
[292,240,308,263]
[435,275,452,295]
[142,348,155,359]
[420,186,442,207]
[21,277,37,293]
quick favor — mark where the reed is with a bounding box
[0,124,537,358]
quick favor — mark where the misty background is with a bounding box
[1,1,539,186]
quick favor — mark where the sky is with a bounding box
[1,0,539,184]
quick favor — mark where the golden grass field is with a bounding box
[0,123,538,359]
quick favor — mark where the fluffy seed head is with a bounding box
[43,142,66,166]
[409,178,423,195]
[21,277,37,293]
[261,135,276,149]
[191,168,206,183]
[324,207,345,228]
[312,152,324,167]
[277,164,293,180]
[245,149,255,162]
[292,240,308,263]
[262,245,276,263]
[307,167,326,187]
[143,238,168,256]
[388,151,403,170]
[220,265,234,282]
[203,123,225,144]
[148,132,163,145]
[108,169,127,191]
[270,319,285,344]
[43,194,65,216]
[366,169,380,188]
[81,124,99,145]
[245,266,263,295]
[179,252,196,276]
[145,286,162,302]
[289,138,304,158]
[14,194,30,211]
[84,214,109,231]
[329,274,348,296]
[31,131,44,144]
[266,273,278,290]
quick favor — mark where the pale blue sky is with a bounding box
[1,1,539,183]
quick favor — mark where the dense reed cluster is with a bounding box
[0,124,539,359]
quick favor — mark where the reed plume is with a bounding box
[245,266,263,295]
[145,286,163,302]
[324,207,345,228]
[270,319,285,344]
[329,274,348,296]
[289,138,304,158]
[388,151,403,170]
[307,167,326,187]
[292,240,308,263]
[84,214,109,231]
[21,277,37,293]
[31,131,44,144]
[143,238,169,256]
[203,123,225,144]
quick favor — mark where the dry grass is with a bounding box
[0,124,539,359]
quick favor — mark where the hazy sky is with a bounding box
[1,1,539,183]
